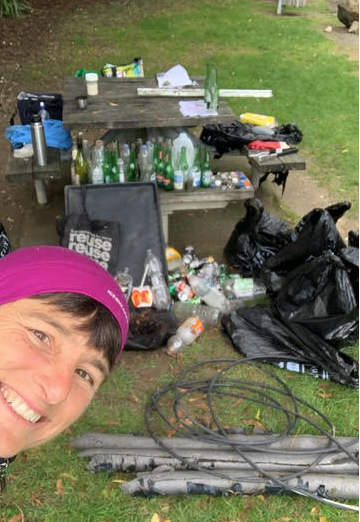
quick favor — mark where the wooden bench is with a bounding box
[245,148,306,191]
[5,147,62,205]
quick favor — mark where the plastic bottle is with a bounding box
[39,101,50,124]
[115,267,133,301]
[144,249,171,310]
[188,274,231,311]
[166,317,204,356]
[117,157,125,183]
[172,301,222,326]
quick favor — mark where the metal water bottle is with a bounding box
[31,113,47,166]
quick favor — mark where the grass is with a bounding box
[1,0,358,520]
[22,0,358,217]
[2,335,358,521]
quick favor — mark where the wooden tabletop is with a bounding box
[62,76,236,130]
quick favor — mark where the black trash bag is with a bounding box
[348,229,359,248]
[0,222,11,259]
[224,198,293,277]
[264,205,348,278]
[338,245,359,305]
[125,308,178,351]
[221,304,359,388]
[200,121,303,158]
[274,250,359,343]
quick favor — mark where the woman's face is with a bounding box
[0,298,109,457]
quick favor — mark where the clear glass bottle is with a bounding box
[91,139,104,184]
[115,267,133,301]
[189,145,201,188]
[208,65,219,110]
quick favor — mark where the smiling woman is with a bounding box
[0,245,129,490]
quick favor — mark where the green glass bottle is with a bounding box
[103,148,112,184]
[163,148,174,191]
[208,66,219,110]
[156,146,165,188]
[127,143,137,182]
[74,133,90,185]
[201,146,212,188]
[109,146,120,183]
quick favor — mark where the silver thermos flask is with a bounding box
[31,113,47,166]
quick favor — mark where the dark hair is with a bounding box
[31,292,122,370]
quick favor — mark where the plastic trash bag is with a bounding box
[224,198,293,277]
[125,308,178,351]
[221,304,359,387]
[274,250,358,342]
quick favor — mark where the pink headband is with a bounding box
[0,246,129,353]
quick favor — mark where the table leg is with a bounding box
[251,166,260,189]
[34,179,48,205]
[277,0,283,14]
[161,212,169,244]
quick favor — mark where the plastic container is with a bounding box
[85,72,99,96]
[173,132,195,170]
[172,301,222,326]
[166,317,204,356]
[239,112,276,128]
[188,274,231,312]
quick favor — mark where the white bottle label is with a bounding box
[174,169,184,190]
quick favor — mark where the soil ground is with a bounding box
[0,0,358,254]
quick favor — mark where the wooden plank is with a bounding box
[247,152,306,173]
[137,88,273,98]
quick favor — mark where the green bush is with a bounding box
[0,0,31,18]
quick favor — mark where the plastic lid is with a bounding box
[85,72,99,82]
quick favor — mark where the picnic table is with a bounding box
[61,76,256,241]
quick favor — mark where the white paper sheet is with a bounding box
[179,100,218,117]
[156,64,198,89]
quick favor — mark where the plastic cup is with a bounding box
[85,73,99,96]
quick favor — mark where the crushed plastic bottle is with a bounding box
[166,316,204,356]
[188,274,231,312]
[172,301,222,326]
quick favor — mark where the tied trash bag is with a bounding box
[264,202,350,280]
[221,305,359,388]
[224,198,293,277]
[274,250,359,343]
[0,222,11,259]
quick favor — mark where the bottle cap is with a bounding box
[31,113,41,123]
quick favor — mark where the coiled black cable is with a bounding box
[144,357,359,511]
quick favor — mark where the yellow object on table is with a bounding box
[240,112,276,128]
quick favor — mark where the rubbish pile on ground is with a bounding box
[71,359,359,506]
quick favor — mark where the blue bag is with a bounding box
[5,119,72,151]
